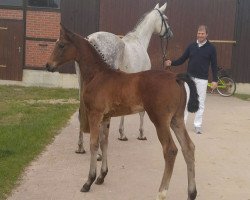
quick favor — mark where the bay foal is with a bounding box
[46,25,199,200]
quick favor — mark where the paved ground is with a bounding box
[8,94,250,200]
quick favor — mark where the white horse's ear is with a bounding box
[159,2,167,12]
[154,3,159,9]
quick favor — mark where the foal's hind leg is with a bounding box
[95,118,110,185]
[137,111,147,140]
[155,123,178,200]
[171,117,197,200]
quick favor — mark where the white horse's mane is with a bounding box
[129,11,151,34]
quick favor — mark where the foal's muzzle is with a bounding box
[45,63,56,72]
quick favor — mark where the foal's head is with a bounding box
[46,25,78,72]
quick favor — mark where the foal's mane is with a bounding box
[69,30,116,71]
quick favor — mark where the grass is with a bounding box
[0,85,79,200]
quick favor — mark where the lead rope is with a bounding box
[160,37,170,70]
[155,8,171,70]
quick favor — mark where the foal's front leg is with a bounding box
[75,118,102,160]
[81,113,102,192]
[95,118,110,185]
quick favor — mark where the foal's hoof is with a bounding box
[118,136,128,141]
[97,154,102,161]
[75,149,86,154]
[80,184,90,192]
[137,136,147,140]
[95,177,104,185]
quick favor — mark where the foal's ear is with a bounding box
[60,23,74,41]
[159,2,167,12]
[154,3,160,9]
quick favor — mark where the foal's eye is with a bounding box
[58,43,65,49]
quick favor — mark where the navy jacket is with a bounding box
[172,41,218,81]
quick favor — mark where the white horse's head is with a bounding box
[153,2,173,38]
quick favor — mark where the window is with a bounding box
[0,0,22,6]
[28,0,60,9]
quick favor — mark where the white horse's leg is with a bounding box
[75,63,86,153]
[75,129,86,154]
[137,111,147,140]
[118,116,128,141]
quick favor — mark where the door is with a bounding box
[59,0,100,74]
[0,20,23,81]
[231,0,250,83]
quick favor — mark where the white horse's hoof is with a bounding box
[137,136,147,140]
[118,136,128,141]
[75,148,86,154]
[156,190,167,200]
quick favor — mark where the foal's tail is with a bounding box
[176,73,199,113]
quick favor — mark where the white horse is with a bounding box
[75,2,173,154]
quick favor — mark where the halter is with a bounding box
[154,9,171,69]
[154,9,171,39]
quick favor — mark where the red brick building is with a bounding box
[25,10,60,68]
[0,0,60,82]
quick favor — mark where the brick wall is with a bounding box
[25,11,60,68]
[0,9,23,20]
[25,40,56,68]
[26,11,60,39]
